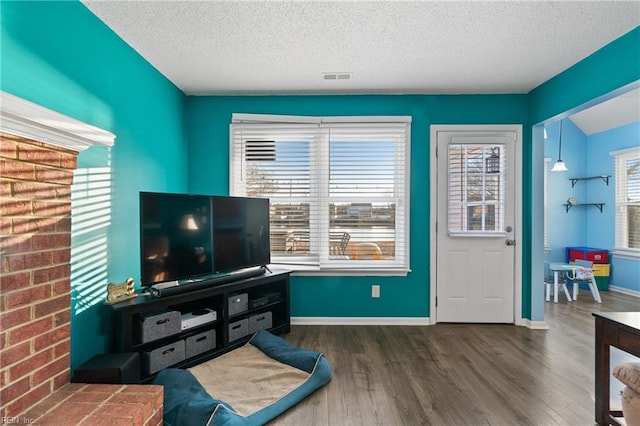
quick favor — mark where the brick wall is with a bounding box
[0,132,77,417]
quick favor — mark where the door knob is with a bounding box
[505,239,516,246]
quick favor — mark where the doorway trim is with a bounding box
[429,124,524,326]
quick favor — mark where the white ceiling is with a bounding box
[82,1,640,132]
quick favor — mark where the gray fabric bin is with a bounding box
[248,311,272,333]
[228,318,249,342]
[135,309,181,344]
[228,293,248,316]
[185,329,216,358]
[143,340,185,374]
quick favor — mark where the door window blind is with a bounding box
[447,142,506,236]
[230,115,410,273]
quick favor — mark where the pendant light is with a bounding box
[551,119,568,172]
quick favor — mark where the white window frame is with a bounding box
[611,146,640,259]
[230,114,411,275]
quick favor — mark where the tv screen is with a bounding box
[140,192,270,287]
[212,196,271,274]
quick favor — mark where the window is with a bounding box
[447,142,505,235]
[612,147,640,258]
[230,114,411,274]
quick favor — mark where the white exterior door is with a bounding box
[433,127,519,323]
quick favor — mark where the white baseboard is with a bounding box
[292,316,548,328]
[291,316,432,326]
[609,285,640,298]
[522,319,549,330]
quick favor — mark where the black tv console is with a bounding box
[109,269,290,382]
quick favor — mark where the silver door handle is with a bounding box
[505,239,516,246]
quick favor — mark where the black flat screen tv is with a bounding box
[139,192,270,287]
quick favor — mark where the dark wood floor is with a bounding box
[272,289,640,426]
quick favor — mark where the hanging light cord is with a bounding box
[557,120,563,161]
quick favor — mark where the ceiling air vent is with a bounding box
[322,72,352,81]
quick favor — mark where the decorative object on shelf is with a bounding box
[551,119,568,172]
[567,197,577,205]
[106,277,136,304]
[485,147,500,174]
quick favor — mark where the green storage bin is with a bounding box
[595,276,609,291]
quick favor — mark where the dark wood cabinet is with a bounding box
[110,269,290,382]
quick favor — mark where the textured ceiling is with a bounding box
[82,1,639,134]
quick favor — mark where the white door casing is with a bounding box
[429,125,523,324]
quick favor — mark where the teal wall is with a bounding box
[186,95,528,318]
[1,1,188,368]
[1,0,637,368]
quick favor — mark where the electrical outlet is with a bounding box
[372,284,380,298]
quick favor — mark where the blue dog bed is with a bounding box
[154,330,332,426]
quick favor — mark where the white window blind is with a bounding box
[447,142,506,236]
[612,147,640,257]
[230,114,411,273]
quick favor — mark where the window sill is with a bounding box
[271,263,411,277]
[613,248,640,261]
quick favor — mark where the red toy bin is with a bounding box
[566,246,609,264]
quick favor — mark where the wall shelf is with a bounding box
[563,203,604,213]
[569,175,611,188]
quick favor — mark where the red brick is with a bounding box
[34,324,70,352]
[5,284,52,309]
[146,408,163,426]
[12,216,58,234]
[10,347,53,381]
[0,198,33,216]
[0,375,30,405]
[0,271,31,292]
[53,339,70,359]
[0,340,32,368]
[35,167,74,186]
[33,355,71,387]
[95,402,142,425]
[0,139,19,159]
[32,234,70,252]
[7,316,52,345]
[0,160,35,181]
[35,413,88,425]
[83,384,125,394]
[4,381,51,417]
[0,180,12,196]
[17,144,62,167]
[0,217,11,235]
[0,306,32,331]
[33,263,70,284]
[33,200,71,217]
[34,294,70,318]
[4,250,55,273]
[55,217,71,233]
[0,234,32,255]
[79,415,134,426]
[11,181,59,200]
[53,308,70,327]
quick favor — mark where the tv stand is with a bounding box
[110,269,290,382]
